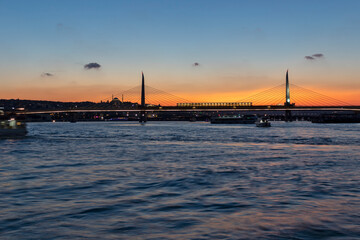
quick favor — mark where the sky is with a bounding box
[0,0,359,104]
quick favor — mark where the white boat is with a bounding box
[256,118,271,127]
[0,118,27,137]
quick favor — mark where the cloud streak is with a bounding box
[312,53,324,58]
[84,62,101,70]
[305,53,324,61]
[41,72,54,77]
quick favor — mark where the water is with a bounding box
[1,121,359,239]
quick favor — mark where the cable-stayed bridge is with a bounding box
[97,83,352,108]
[82,70,353,109]
[17,71,360,121]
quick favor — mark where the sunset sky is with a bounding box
[0,0,359,104]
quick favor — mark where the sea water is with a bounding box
[1,121,359,239]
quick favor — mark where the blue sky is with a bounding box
[0,0,359,102]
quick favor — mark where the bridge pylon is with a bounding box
[139,71,147,123]
[284,70,294,122]
[284,70,295,107]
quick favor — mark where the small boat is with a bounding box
[256,118,271,127]
[211,114,256,124]
[0,118,27,137]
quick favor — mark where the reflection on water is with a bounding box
[1,121,360,239]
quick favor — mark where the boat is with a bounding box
[0,118,27,137]
[256,118,271,127]
[210,114,256,124]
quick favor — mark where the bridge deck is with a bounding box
[19,106,360,114]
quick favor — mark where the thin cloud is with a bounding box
[56,23,63,29]
[84,62,101,70]
[312,53,324,58]
[193,62,200,67]
[305,53,324,61]
[56,23,72,32]
[41,72,54,77]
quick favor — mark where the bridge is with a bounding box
[12,70,360,122]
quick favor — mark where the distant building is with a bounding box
[111,97,121,106]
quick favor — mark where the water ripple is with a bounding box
[0,121,359,239]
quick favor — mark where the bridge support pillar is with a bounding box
[68,112,77,123]
[285,109,292,122]
[139,110,147,123]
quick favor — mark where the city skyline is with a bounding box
[1,0,360,104]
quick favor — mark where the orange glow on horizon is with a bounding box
[0,85,359,106]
